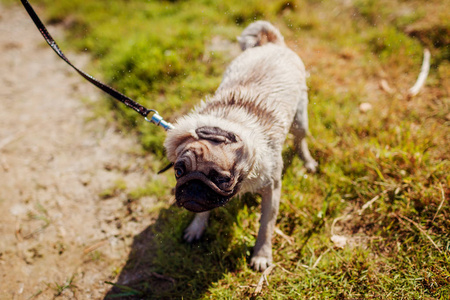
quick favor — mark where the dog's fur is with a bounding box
[164,21,318,271]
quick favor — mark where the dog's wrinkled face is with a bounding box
[172,126,244,212]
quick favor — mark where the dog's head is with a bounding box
[164,125,249,212]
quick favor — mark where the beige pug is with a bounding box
[164,20,318,271]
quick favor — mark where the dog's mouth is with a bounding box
[175,172,236,212]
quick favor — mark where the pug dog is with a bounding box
[164,20,318,271]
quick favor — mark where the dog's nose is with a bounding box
[176,180,230,212]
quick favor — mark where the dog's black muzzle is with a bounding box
[175,179,234,212]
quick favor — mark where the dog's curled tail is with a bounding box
[237,21,285,51]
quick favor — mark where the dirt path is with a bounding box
[0,4,156,299]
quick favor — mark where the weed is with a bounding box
[105,281,144,298]
[89,250,103,262]
[50,275,77,297]
[99,178,128,199]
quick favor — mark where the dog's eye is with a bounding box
[175,167,184,178]
[174,164,185,178]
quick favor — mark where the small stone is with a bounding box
[359,102,373,113]
[331,235,348,249]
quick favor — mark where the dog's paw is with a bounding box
[183,230,202,243]
[183,219,206,243]
[250,254,273,272]
[304,159,318,173]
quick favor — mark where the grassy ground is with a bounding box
[10,0,449,298]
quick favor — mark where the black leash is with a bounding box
[20,0,174,131]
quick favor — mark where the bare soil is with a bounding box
[0,5,157,299]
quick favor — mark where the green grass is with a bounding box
[10,0,450,298]
[49,275,77,297]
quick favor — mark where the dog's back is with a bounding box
[214,21,308,135]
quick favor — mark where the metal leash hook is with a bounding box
[145,110,175,131]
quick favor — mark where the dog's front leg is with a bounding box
[251,180,281,271]
[184,211,210,242]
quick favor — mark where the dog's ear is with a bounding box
[196,126,239,144]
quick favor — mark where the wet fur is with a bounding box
[164,21,318,271]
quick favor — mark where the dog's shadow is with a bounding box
[104,194,259,299]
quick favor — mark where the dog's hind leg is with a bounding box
[291,90,318,173]
[184,211,210,243]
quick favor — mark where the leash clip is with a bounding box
[145,110,175,131]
